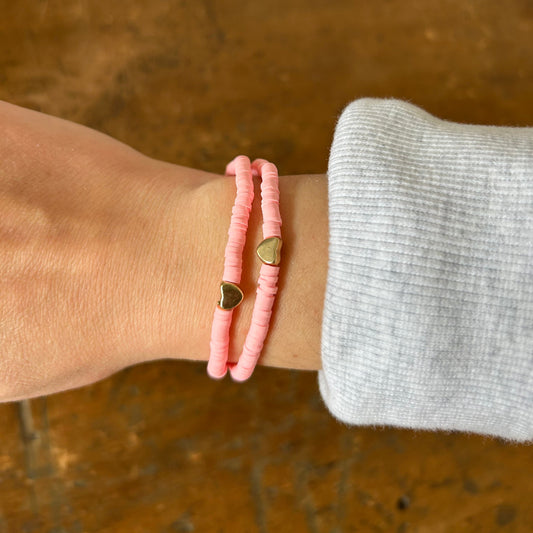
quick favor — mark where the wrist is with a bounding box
[99,158,215,366]
[123,162,328,373]
[162,169,328,372]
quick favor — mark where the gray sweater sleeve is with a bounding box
[317,98,533,442]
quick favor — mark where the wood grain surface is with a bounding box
[0,1,532,532]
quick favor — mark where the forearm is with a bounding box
[142,164,328,372]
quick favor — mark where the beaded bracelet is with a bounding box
[207,155,282,382]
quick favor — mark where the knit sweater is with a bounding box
[317,98,533,442]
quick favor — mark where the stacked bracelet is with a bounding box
[207,155,282,382]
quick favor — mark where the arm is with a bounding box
[0,100,327,402]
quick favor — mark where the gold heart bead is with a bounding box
[218,281,244,310]
[256,236,282,266]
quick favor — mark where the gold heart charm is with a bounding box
[256,236,282,266]
[218,281,243,310]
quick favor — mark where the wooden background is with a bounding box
[0,1,532,531]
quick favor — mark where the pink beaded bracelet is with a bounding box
[207,154,282,382]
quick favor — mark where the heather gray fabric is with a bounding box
[317,98,533,442]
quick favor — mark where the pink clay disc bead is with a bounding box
[207,155,254,379]
[229,158,282,382]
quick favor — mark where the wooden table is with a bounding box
[0,1,532,531]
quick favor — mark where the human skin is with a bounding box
[0,100,328,402]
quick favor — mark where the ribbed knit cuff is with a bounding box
[318,98,533,442]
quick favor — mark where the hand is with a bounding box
[0,100,207,401]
